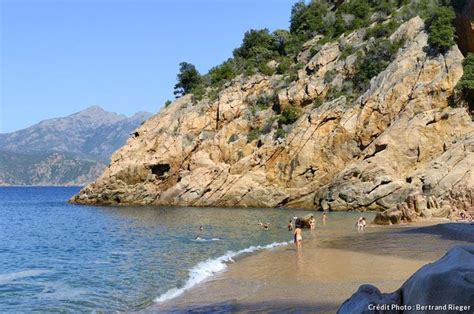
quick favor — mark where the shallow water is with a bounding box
[3,187,470,313]
[0,187,338,312]
[155,221,474,313]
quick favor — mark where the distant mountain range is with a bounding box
[0,106,152,186]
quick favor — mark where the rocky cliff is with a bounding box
[71,17,473,217]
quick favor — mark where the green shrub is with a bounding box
[259,63,276,76]
[262,118,276,134]
[208,60,236,87]
[233,29,277,60]
[208,88,219,102]
[278,105,302,125]
[165,100,172,107]
[247,128,261,142]
[324,69,336,84]
[256,94,275,110]
[326,85,345,100]
[340,45,355,59]
[365,20,399,39]
[276,57,292,74]
[457,53,474,104]
[290,1,330,39]
[274,128,287,140]
[426,5,456,54]
[313,97,323,109]
[191,85,205,103]
[353,38,404,92]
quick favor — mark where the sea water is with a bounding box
[0,187,367,312]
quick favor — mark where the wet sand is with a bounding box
[151,220,473,313]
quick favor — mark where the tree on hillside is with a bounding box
[174,62,202,97]
[458,53,474,105]
[233,29,278,61]
[426,5,456,54]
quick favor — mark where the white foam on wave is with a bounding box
[154,241,290,304]
[0,269,50,285]
[192,237,222,242]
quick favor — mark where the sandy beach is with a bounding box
[152,220,473,313]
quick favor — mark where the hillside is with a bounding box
[0,106,152,162]
[0,107,152,186]
[71,1,473,222]
[0,151,105,186]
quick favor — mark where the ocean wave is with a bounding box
[191,237,222,242]
[154,241,290,304]
[0,269,50,285]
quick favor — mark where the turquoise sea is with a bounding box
[0,186,342,312]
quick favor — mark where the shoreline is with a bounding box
[149,220,473,313]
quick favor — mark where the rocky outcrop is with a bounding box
[338,245,474,313]
[70,17,474,213]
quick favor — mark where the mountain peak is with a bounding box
[82,105,107,114]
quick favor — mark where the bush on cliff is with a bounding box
[208,60,236,87]
[353,38,404,92]
[426,5,456,54]
[278,105,302,125]
[247,128,261,143]
[457,53,474,105]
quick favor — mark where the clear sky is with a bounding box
[0,0,294,133]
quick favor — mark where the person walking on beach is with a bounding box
[288,219,293,231]
[294,227,302,250]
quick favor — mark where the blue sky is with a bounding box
[0,0,294,133]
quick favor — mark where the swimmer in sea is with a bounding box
[288,219,293,231]
[294,227,302,250]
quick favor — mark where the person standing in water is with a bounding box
[294,227,302,250]
[288,219,293,231]
[309,215,316,230]
[357,217,366,231]
[322,212,327,225]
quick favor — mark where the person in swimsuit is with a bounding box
[288,219,293,231]
[322,212,327,225]
[357,217,366,231]
[309,215,316,230]
[294,227,302,250]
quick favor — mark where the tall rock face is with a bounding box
[71,17,474,212]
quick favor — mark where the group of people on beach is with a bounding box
[288,213,370,250]
[287,213,328,250]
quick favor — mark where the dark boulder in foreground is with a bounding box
[338,245,474,313]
